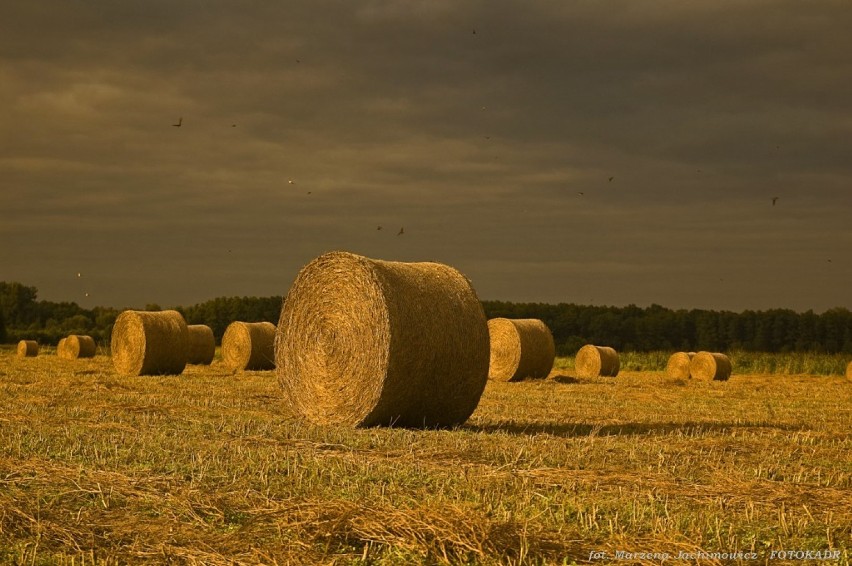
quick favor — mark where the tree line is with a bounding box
[2,281,851,355]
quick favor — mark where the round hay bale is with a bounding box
[60,335,96,359]
[222,321,276,371]
[575,345,620,378]
[689,351,732,381]
[487,318,555,381]
[111,310,188,376]
[275,251,490,428]
[16,340,38,357]
[665,351,695,379]
[186,324,215,365]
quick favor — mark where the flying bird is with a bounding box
[772,197,779,206]
[377,226,382,231]
[172,117,182,127]
[288,179,295,184]
[578,192,584,196]
[397,227,404,236]
[608,176,614,182]
[77,272,81,278]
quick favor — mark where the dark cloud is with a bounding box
[1,1,850,311]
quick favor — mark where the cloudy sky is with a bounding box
[2,1,850,312]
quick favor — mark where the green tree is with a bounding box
[0,281,38,327]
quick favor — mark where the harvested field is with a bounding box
[0,349,849,564]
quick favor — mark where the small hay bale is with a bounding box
[222,321,276,371]
[111,310,188,376]
[275,251,490,428]
[16,340,38,357]
[59,335,97,359]
[487,318,555,381]
[665,351,695,379]
[689,351,732,381]
[575,344,620,378]
[186,324,215,365]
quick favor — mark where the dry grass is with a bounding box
[665,352,694,380]
[690,352,733,382]
[15,340,38,358]
[1,349,850,565]
[276,251,489,428]
[487,318,555,382]
[222,321,276,371]
[186,324,216,365]
[575,345,620,378]
[58,335,97,360]
[111,310,188,376]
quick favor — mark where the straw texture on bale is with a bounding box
[275,251,490,428]
[59,335,96,359]
[847,361,852,380]
[575,345,620,378]
[111,310,188,376]
[222,321,276,371]
[186,324,216,365]
[487,318,555,381]
[665,351,696,379]
[689,351,732,381]
[16,340,38,357]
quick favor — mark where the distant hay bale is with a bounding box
[59,335,96,359]
[689,351,732,381]
[111,310,188,376]
[575,345,620,378]
[16,340,38,357]
[186,324,215,365]
[666,351,695,379]
[487,318,555,381]
[275,251,490,427]
[222,321,276,371]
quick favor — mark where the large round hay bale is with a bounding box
[59,335,96,359]
[487,318,555,381]
[275,251,490,428]
[111,310,188,376]
[222,321,276,371]
[186,324,215,365]
[689,351,732,381]
[665,351,695,379]
[575,344,620,378]
[16,340,38,357]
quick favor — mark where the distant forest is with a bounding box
[2,281,851,355]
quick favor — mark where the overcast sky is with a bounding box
[1,1,850,312]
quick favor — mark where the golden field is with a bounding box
[0,348,849,565]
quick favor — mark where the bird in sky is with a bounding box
[288,179,295,184]
[772,196,779,206]
[397,227,404,236]
[172,117,182,127]
[578,192,584,196]
[377,226,382,231]
[608,176,614,182]
[77,272,81,278]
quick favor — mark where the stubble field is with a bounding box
[0,348,849,565]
